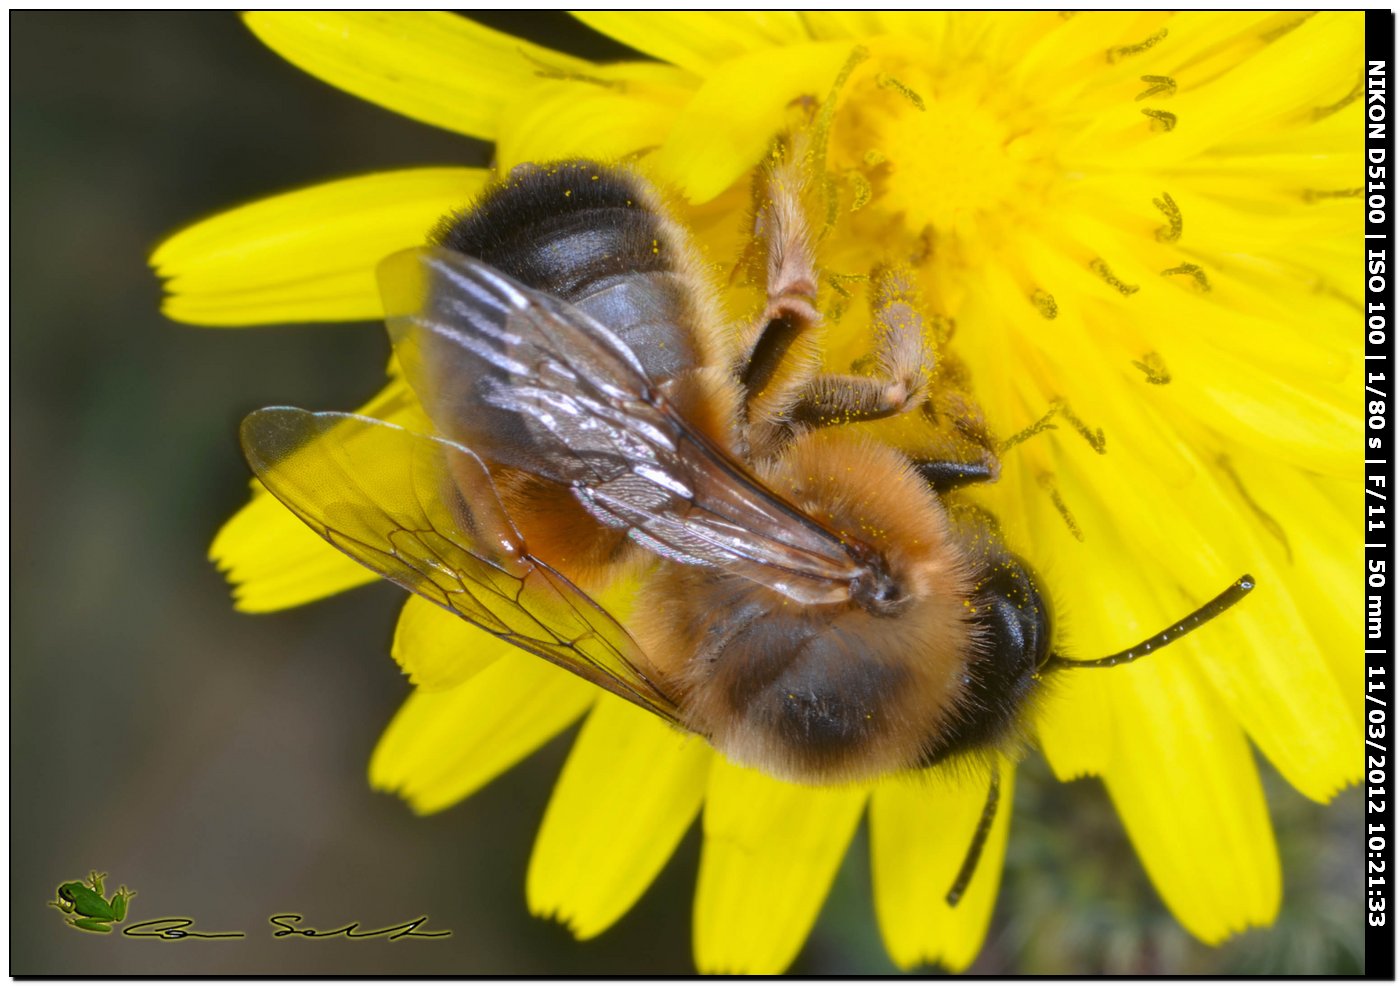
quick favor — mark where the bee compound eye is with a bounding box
[918,555,1050,766]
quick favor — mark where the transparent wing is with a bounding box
[379,246,866,606]
[240,406,681,723]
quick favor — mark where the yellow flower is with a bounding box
[152,12,1363,973]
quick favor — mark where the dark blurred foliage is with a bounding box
[10,11,1362,975]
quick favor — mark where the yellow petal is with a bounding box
[870,759,1014,972]
[211,484,377,611]
[243,12,588,139]
[1036,671,1116,782]
[797,11,889,40]
[495,79,688,175]
[211,381,425,610]
[153,167,487,326]
[1100,658,1281,943]
[1178,458,1359,802]
[652,42,855,202]
[1196,595,1356,803]
[1032,433,1357,803]
[527,694,711,939]
[800,11,967,41]
[573,12,808,74]
[1051,13,1359,169]
[369,651,595,814]
[694,760,867,973]
[1212,460,1363,793]
[391,596,508,691]
[1154,13,1361,164]
[1285,473,1364,700]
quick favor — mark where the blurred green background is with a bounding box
[10,11,1363,975]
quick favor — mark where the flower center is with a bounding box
[839,59,1058,251]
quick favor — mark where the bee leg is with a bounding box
[789,264,931,428]
[735,132,828,458]
[908,384,1002,492]
[946,763,1002,907]
[897,335,1003,493]
[914,457,998,493]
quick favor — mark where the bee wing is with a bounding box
[240,406,681,723]
[379,247,865,605]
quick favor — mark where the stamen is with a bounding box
[1313,75,1364,120]
[910,225,936,266]
[1302,187,1363,203]
[621,144,660,164]
[1152,192,1183,243]
[520,51,621,90]
[825,271,867,323]
[1141,108,1177,132]
[1090,258,1140,296]
[1326,283,1364,311]
[845,169,873,211]
[1216,456,1293,562]
[535,69,620,89]
[827,271,868,294]
[1135,75,1177,100]
[821,173,841,238]
[1057,402,1107,454]
[1031,289,1058,320]
[877,74,927,111]
[1040,473,1085,542]
[930,314,956,345]
[1131,351,1172,384]
[1260,13,1313,42]
[1107,28,1168,64]
[1161,262,1211,291]
[810,46,870,175]
[999,407,1058,453]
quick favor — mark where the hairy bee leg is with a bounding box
[735,134,827,457]
[908,348,1003,493]
[756,140,822,324]
[790,264,931,427]
[946,764,1002,907]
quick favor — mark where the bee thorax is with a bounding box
[636,564,974,784]
[632,431,981,784]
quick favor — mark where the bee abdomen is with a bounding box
[434,162,702,382]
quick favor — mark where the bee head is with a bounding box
[916,552,1052,767]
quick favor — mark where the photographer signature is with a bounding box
[122,913,450,941]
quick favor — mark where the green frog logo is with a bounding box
[49,871,135,934]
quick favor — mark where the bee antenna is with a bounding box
[945,765,1001,907]
[1042,574,1255,672]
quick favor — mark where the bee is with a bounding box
[241,133,1253,904]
